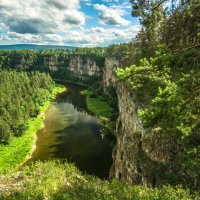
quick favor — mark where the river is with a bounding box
[25,82,116,179]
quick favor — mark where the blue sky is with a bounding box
[0,0,140,47]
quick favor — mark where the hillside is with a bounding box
[0,161,197,200]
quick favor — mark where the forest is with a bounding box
[0,70,55,144]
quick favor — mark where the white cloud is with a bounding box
[64,10,85,25]
[94,4,130,26]
[0,25,141,46]
[0,0,85,34]
[0,0,140,46]
[81,0,92,6]
[102,0,119,2]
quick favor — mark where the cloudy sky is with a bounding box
[0,0,140,47]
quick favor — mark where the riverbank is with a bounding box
[0,85,65,175]
[81,90,116,132]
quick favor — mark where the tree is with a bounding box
[0,119,11,144]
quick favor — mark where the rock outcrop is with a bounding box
[110,82,181,187]
[103,57,119,89]
[102,56,183,187]
[44,54,103,80]
[68,54,102,78]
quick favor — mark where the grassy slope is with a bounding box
[0,161,197,200]
[81,90,115,131]
[87,96,113,118]
[0,85,65,174]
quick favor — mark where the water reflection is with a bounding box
[25,83,116,178]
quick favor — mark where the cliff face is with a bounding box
[103,57,119,90]
[68,54,102,79]
[102,57,182,187]
[111,83,181,187]
[44,54,103,80]
[110,83,145,183]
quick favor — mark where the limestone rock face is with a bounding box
[111,83,180,186]
[68,55,102,78]
[103,57,119,89]
[44,55,63,71]
[44,54,103,79]
[110,83,145,184]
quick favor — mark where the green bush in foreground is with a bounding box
[0,161,198,200]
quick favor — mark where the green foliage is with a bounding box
[0,161,197,200]
[86,94,113,118]
[0,119,11,144]
[0,70,55,144]
[116,46,200,190]
[116,47,200,138]
[130,0,199,56]
[72,46,106,57]
[82,90,116,131]
[0,85,64,174]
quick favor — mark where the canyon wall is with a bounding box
[44,54,103,80]
[103,57,182,187]
[111,83,181,186]
[103,57,119,90]
[68,54,102,78]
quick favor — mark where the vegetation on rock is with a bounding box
[116,0,200,192]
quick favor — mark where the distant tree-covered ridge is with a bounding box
[0,48,106,70]
[0,70,55,144]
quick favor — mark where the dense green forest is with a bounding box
[0,70,55,144]
[0,0,199,198]
[0,50,70,72]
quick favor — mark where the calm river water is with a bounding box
[25,83,116,179]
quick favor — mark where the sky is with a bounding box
[0,0,141,47]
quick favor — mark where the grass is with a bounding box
[0,161,197,200]
[81,90,115,131]
[0,85,65,175]
[87,96,113,118]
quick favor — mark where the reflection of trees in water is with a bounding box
[50,122,113,179]
[27,82,116,179]
[55,83,89,113]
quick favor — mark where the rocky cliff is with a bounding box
[103,57,183,187]
[44,54,103,80]
[103,57,119,90]
[68,54,102,79]
[110,82,183,187]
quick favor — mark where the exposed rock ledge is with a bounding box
[110,83,181,187]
